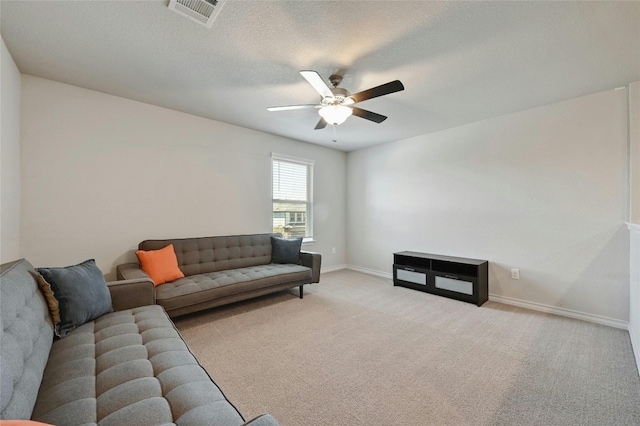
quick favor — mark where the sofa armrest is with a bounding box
[242,414,280,426]
[300,251,321,283]
[107,278,155,311]
[116,262,150,280]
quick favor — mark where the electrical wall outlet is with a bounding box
[332,247,336,254]
[511,268,520,280]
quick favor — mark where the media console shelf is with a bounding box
[393,251,488,306]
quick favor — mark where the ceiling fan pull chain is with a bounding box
[332,124,338,143]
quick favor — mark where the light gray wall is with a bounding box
[347,88,630,322]
[629,81,640,369]
[630,224,640,370]
[630,81,640,223]
[20,75,347,280]
[1,36,21,263]
[14,71,637,326]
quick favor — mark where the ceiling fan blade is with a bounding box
[300,70,334,99]
[351,107,387,123]
[314,117,328,130]
[267,104,319,111]
[349,80,404,104]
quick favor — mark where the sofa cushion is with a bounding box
[0,259,54,420]
[31,305,245,425]
[270,236,302,264]
[135,244,185,286]
[37,259,113,337]
[156,264,312,312]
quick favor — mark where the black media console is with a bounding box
[393,251,488,306]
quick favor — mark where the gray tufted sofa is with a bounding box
[116,233,322,318]
[0,258,279,425]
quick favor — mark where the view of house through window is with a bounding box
[272,154,314,240]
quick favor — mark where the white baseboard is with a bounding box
[489,294,629,330]
[334,265,629,330]
[320,264,348,274]
[630,323,640,372]
[346,265,393,279]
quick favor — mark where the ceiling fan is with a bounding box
[267,70,404,130]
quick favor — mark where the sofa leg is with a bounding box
[299,285,304,299]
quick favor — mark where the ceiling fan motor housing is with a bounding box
[329,74,343,87]
[323,87,353,106]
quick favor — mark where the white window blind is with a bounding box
[272,154,314,241]
[273,160,308,201]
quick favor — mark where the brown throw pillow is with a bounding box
[35,273,61,325]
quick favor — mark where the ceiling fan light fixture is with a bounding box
[318,105,352,126]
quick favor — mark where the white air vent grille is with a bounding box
[168,0,224,28]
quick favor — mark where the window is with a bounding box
[272,154,314,241]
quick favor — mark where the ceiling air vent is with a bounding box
[168,0,224,28]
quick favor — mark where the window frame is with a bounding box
[271,153,314,244]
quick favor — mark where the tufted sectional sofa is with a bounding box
[116,233,322,318]
[0,258,279,425]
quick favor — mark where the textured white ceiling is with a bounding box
[2,1,639,152]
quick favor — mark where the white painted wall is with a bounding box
[631,81,640,224]
[347,88,630,323]
[14,72,636,327]
[20,76,347,280]
[628,81,640,371]
[1,36,21,263]
[629,224,640,370]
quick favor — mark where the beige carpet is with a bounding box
[174,270,640,425]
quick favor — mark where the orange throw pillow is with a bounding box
[135,244,184,286]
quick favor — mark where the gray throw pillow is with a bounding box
[271,236,303,264]
[37,259,113,337]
